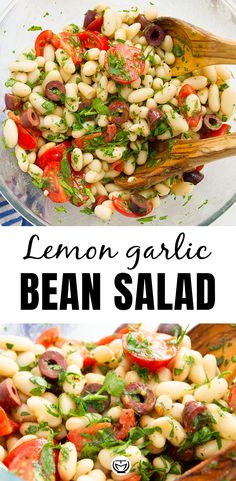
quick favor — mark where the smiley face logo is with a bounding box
[111,456,131,475]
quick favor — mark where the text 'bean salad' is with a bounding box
[0,324,236,481]
[2,5,236,222]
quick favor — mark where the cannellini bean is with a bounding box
[102,9,117,37]
[172,347,192,381]
[17,351,36,368]
[215,65,231,80]
[93,345,114,363]
[195,439,232,460]
[36,56,45,68]
[202,66,217,83]
[71,148,83,172]
[183,75,208,90]
[3,119,18,148]
[9,60,37,72]
[0,446,7,463]
[0,355,19,377]
[85,373,105,384]
[76,459,94,477]
[13,371,40,396]
[95,147,123,162]
[56,49,75,74]
[82,61,98,77]
[127,23,141,40]
[44,44,55,62]
[150,416,186,446]
[154,83,177,104]
[207,404,236,441]
[29,92,55,115]
[128,88,154,103]
[156,63,171,80]
[90,470,106,481]
[144,6,158,21]
[78,82,96,99]
[63,368,85,396]
[198,87,209,105]
[194,377,228,403]
[221,88,236,116]
[154,381,192,400]
[27,396,62,427]
[12,82,31,97]
[66,413,101,431]
[15,72,27,83]
[203,354,217,381]
[58,442,77,481]
[0,335,34,351]
[28,164,43,181]
[208,84,220,113]
[171,181,194,196]
[59,393,76,417]
[161,35,173,52]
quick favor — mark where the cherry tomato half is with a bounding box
[112,159,123,172]
[113,197,153,218]
[103,123,117,143]
[17,124,39,150]
[178,84,202,129]
[35,30,53,57]
[87,15,104,32]
[229,386,236,412]
[35,327,63,348]
[51,32,83,65]
[123,331,178,372]
[43,161,70,203]
[4,438,57,481]
[0,407,17,436]
[114,409,136,440]
[78,31,109,50]
[68,422,112,452]
[105,44,145,85]
[37,141,71,170]
[201,123,230,138]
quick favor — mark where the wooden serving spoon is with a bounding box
[189,323,236,384]
[156,17,236,76]
[175,324,236,481]
[115,133,236,190]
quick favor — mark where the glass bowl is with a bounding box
[0,0,235,226]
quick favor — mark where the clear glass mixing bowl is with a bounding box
[0,0,235,225]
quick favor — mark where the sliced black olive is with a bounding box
[137,14,151,30]
[39,351,67,380]
[203,114,222,131]
[121,382,156,415]
[128,194,149,215]
[45,81,66,102]
[183,170,204,185]
[157,324,182,337]
[145,23,165,47]
[109,101,129,125]
[147,108,164,130]
[81,383,110,413]
[0,379,21,412]
[5,94,22,111]
[167,442,194,462]
[21,108,40,129]
[83,10,97,28]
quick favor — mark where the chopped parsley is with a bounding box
[137,215,156,224]
[28,25,42,31]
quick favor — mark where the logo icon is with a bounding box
[111,456,131,475]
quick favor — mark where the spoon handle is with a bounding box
[115,133,236,189]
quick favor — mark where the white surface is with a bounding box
[0,0,235,226]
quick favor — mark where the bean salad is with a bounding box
[2,4,236,221]
[0,324,236,481]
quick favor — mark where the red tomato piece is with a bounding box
[35,30,53,57]
[83,355,97,369]
[123,331,178,372]
[4,438,57,481]
[178,84,202,129]
[105,44,145,84]
[103,123,117,143]
[43,161,70,203]
[51,32,83,65]
[201,123,230,138]
[114,409,136,440]
[125,476,141,481]
[196,165,204,172]
[17,124,39,150]
[92,195,109,209]
[112,159,123,172]
[37,141,71,170]
[96,334,119,346]
[113,197,153,218]
[87,16,104,32]
[68,422,112,452]
[229,386,236,412]
[73,132,102,150]
[0,407,15,436]
[78,31,109,50]
[35,327,61,348]
[96,326,139,345]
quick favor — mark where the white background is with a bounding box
[0,227,234,323]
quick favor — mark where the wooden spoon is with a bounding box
[156,17,236,76]
[115,133,236,190]
[177,441,236,481]
[189,323,236,384]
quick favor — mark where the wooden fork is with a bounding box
[115,133,236,190]
[156,17,236,76]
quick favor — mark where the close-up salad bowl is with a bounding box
[0,322,235,481]
[0,0,236,226]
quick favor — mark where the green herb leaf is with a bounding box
[101,371,125,397]
[92,98,109,115]
[28,25,42,31]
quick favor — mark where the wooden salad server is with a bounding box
[115,133,236,190]
[156,17,236,76]
[176,324,236,481]
[189,323,236,384]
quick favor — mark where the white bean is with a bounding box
[102,9,117,37]
[221,88,236,116]
[44,44,55,62]
[128,88,154,103]
[194,377,228,403]
[58,442,77,481]
[154,381,192,400]
[9,60,37,72]
[12,82,31,98]
[154,83,177,104]
[71,148,83,172]
[208,84,220,113]
[0,355,19,377]
[183,76,208,90]
[3,119,18,148]
[78,82,96,99]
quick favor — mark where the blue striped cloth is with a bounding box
[0,194,31,226]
